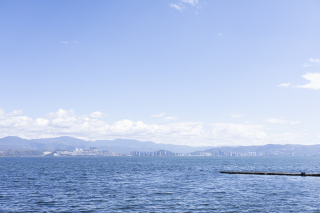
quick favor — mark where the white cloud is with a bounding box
[0,110,4,119]
[170,0,202,13]
[278,83,292,88]
[264,118,287,124]
[218,33,222,36]
[301,58,320,67]
[60,41,68,44]
[0,109,206,146]
[90,111,107,118]
[7,110,23,116]
[73,41,79,44]
[310,58,320,63]
[0,108,304,147]
[170,3,185,11]
[35,118,49,126]
[210,123,267,141]
[290,121,300,125]
[230,113,244,118]
[300,58,320,67]
[265,118,300,125]
[297,73,320,90]
[151,113,166,117]
[180,0,199,5]
[164,116,178,120]
[47,109,75,118]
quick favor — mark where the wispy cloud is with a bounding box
[151,113,166,117]
[151,113,178,120]
[7,110,23,116]
[310,58,320,63]
[230,113,244,118]
[302,58,320,67]
[90,111,108,118]
[164,116,178,120]
[170,3,185,12]
[180,0,199,6]
[265,118,300,125]
[277,83,292,88]
[290,121,300,125]
[210,123,267,140]
[265,118,287,124]
[170,0,201,12]
[60,41,79,44]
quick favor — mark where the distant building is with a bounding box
[130,150,182,157]
[248,152,256,156]
[53,148,122,157]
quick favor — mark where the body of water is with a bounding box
[1,157,320,212]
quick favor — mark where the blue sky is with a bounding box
[1,0,320,146]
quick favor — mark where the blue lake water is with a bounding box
[1,157,320,212]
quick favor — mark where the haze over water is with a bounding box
[1,157,320,212]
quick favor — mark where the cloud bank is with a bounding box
[0,108,302,147]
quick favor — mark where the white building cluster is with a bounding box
[130,150,183,157]
[53,147,122,157]
[195,151,259,157]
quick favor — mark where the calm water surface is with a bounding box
[1,157,320,212]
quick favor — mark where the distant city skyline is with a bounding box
[1,0,320,146]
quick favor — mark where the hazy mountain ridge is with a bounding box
[0,136,214,154]
[2,136,320,156]
[190,144,320,156]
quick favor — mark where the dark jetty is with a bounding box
[220,171,320,176]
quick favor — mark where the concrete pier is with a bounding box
[220,171,320,176]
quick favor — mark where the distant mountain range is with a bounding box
[190,144,320,156]
[1,136,320,156]
[0,136,214,154]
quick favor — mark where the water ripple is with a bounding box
[1,157,320,212]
